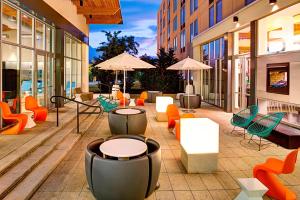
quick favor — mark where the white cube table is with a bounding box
[235,178,268,200]
[180,118,219,173]
[155,96,173,122]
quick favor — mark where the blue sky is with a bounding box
[89,0,161,60]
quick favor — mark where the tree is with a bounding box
[90,31,140,91]
[139,48,183,93]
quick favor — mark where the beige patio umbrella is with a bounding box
[95,52,155,106]
[167,57,212,112]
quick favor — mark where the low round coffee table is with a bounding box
[108,108,147,135]
[100,138,147,160]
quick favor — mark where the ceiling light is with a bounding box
[269,0,277,5]
[233,16,239,23]
[80,0,83,6]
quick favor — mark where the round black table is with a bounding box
[108,108,147,135]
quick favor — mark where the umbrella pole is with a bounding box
[123,69,126,108]
[115,71,118,84]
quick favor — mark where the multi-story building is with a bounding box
[157,0,200,60]
[158,0,300,129]
[0,0,122,113]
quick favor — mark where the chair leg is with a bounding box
[231,126,236,134]
[248,135,253,144]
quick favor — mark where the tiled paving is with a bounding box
[31,103,300,200]
[0,104,77,160]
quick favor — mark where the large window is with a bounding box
[1,2,55,114]
[190,0,198,15]
[173,37,178,50]
[216,0,222,23]
[180,5,185,26]
[36,20,45,50]
[234,27,251,55]
[21,13,33,47]
[209,5,214,28]
[202,37,226,108]
[245,0,255,5]
[180,29,186,50]
[173,16,178,32]
[173,0,178,12]
[190,18,198,42]
[64,34,82,98]
[2,3,18,44]
[258,3,300,55]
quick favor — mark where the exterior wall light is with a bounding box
[80,0,83,6]
[156,96,173,121]
[233,16,239,23]
[269,0,277,5]
[180,118,219,173]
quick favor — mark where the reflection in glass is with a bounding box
[47,57,54,106]
[2,3,18,44]
[36,20,45,50]
[72,39,77,58]
[2,44,19,113]
[77,61,82,87]
[46,26,51,52]
[37,55,45,106]
[21,48,33,112]
[65,58,72,97]
[65,36,71,57]
[21,13,33,47]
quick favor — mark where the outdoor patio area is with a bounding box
[29,102,300,200]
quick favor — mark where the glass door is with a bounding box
[233,54,251,111]
[36,53,46,106]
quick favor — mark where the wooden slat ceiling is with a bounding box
[71,0,123,24]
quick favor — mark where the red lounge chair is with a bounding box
[0,102,28,135]
[175,113,195,141]
[117,91,128,106]
[166,104,180,128]
[136,91,148,106]
[253,149,299,200]
[25,96,48,121]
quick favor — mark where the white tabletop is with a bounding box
[148,91,160,93]
[100,138,147,158]
[238,178,268,191]
[115,108,141,115]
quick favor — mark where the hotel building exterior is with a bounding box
[158,0,300,128]
[0,0,122,114]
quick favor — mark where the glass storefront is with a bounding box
[201,37,226,108]
[64,34,82,98]
[1,0,55,113]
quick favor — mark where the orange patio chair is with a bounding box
[166,104,181,128]
[117,91,128,106]
[25,96,48,121]
[253,149,299,200]
[0,102,28,135]
[136,91,148,106]
[175,113,195,141]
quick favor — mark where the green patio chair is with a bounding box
[230,105,258,138]
[247,112,285,151]
[97,97,118,113]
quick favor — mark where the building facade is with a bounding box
[0,0,122,115]
[192,0,300,128]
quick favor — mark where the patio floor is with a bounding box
[31,102,300,200]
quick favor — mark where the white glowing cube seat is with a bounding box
[180,118,219,173]
[155,96,173,122]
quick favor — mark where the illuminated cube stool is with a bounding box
[180,118,219,173]
[156,96,173,122]
[235,178,268,200]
